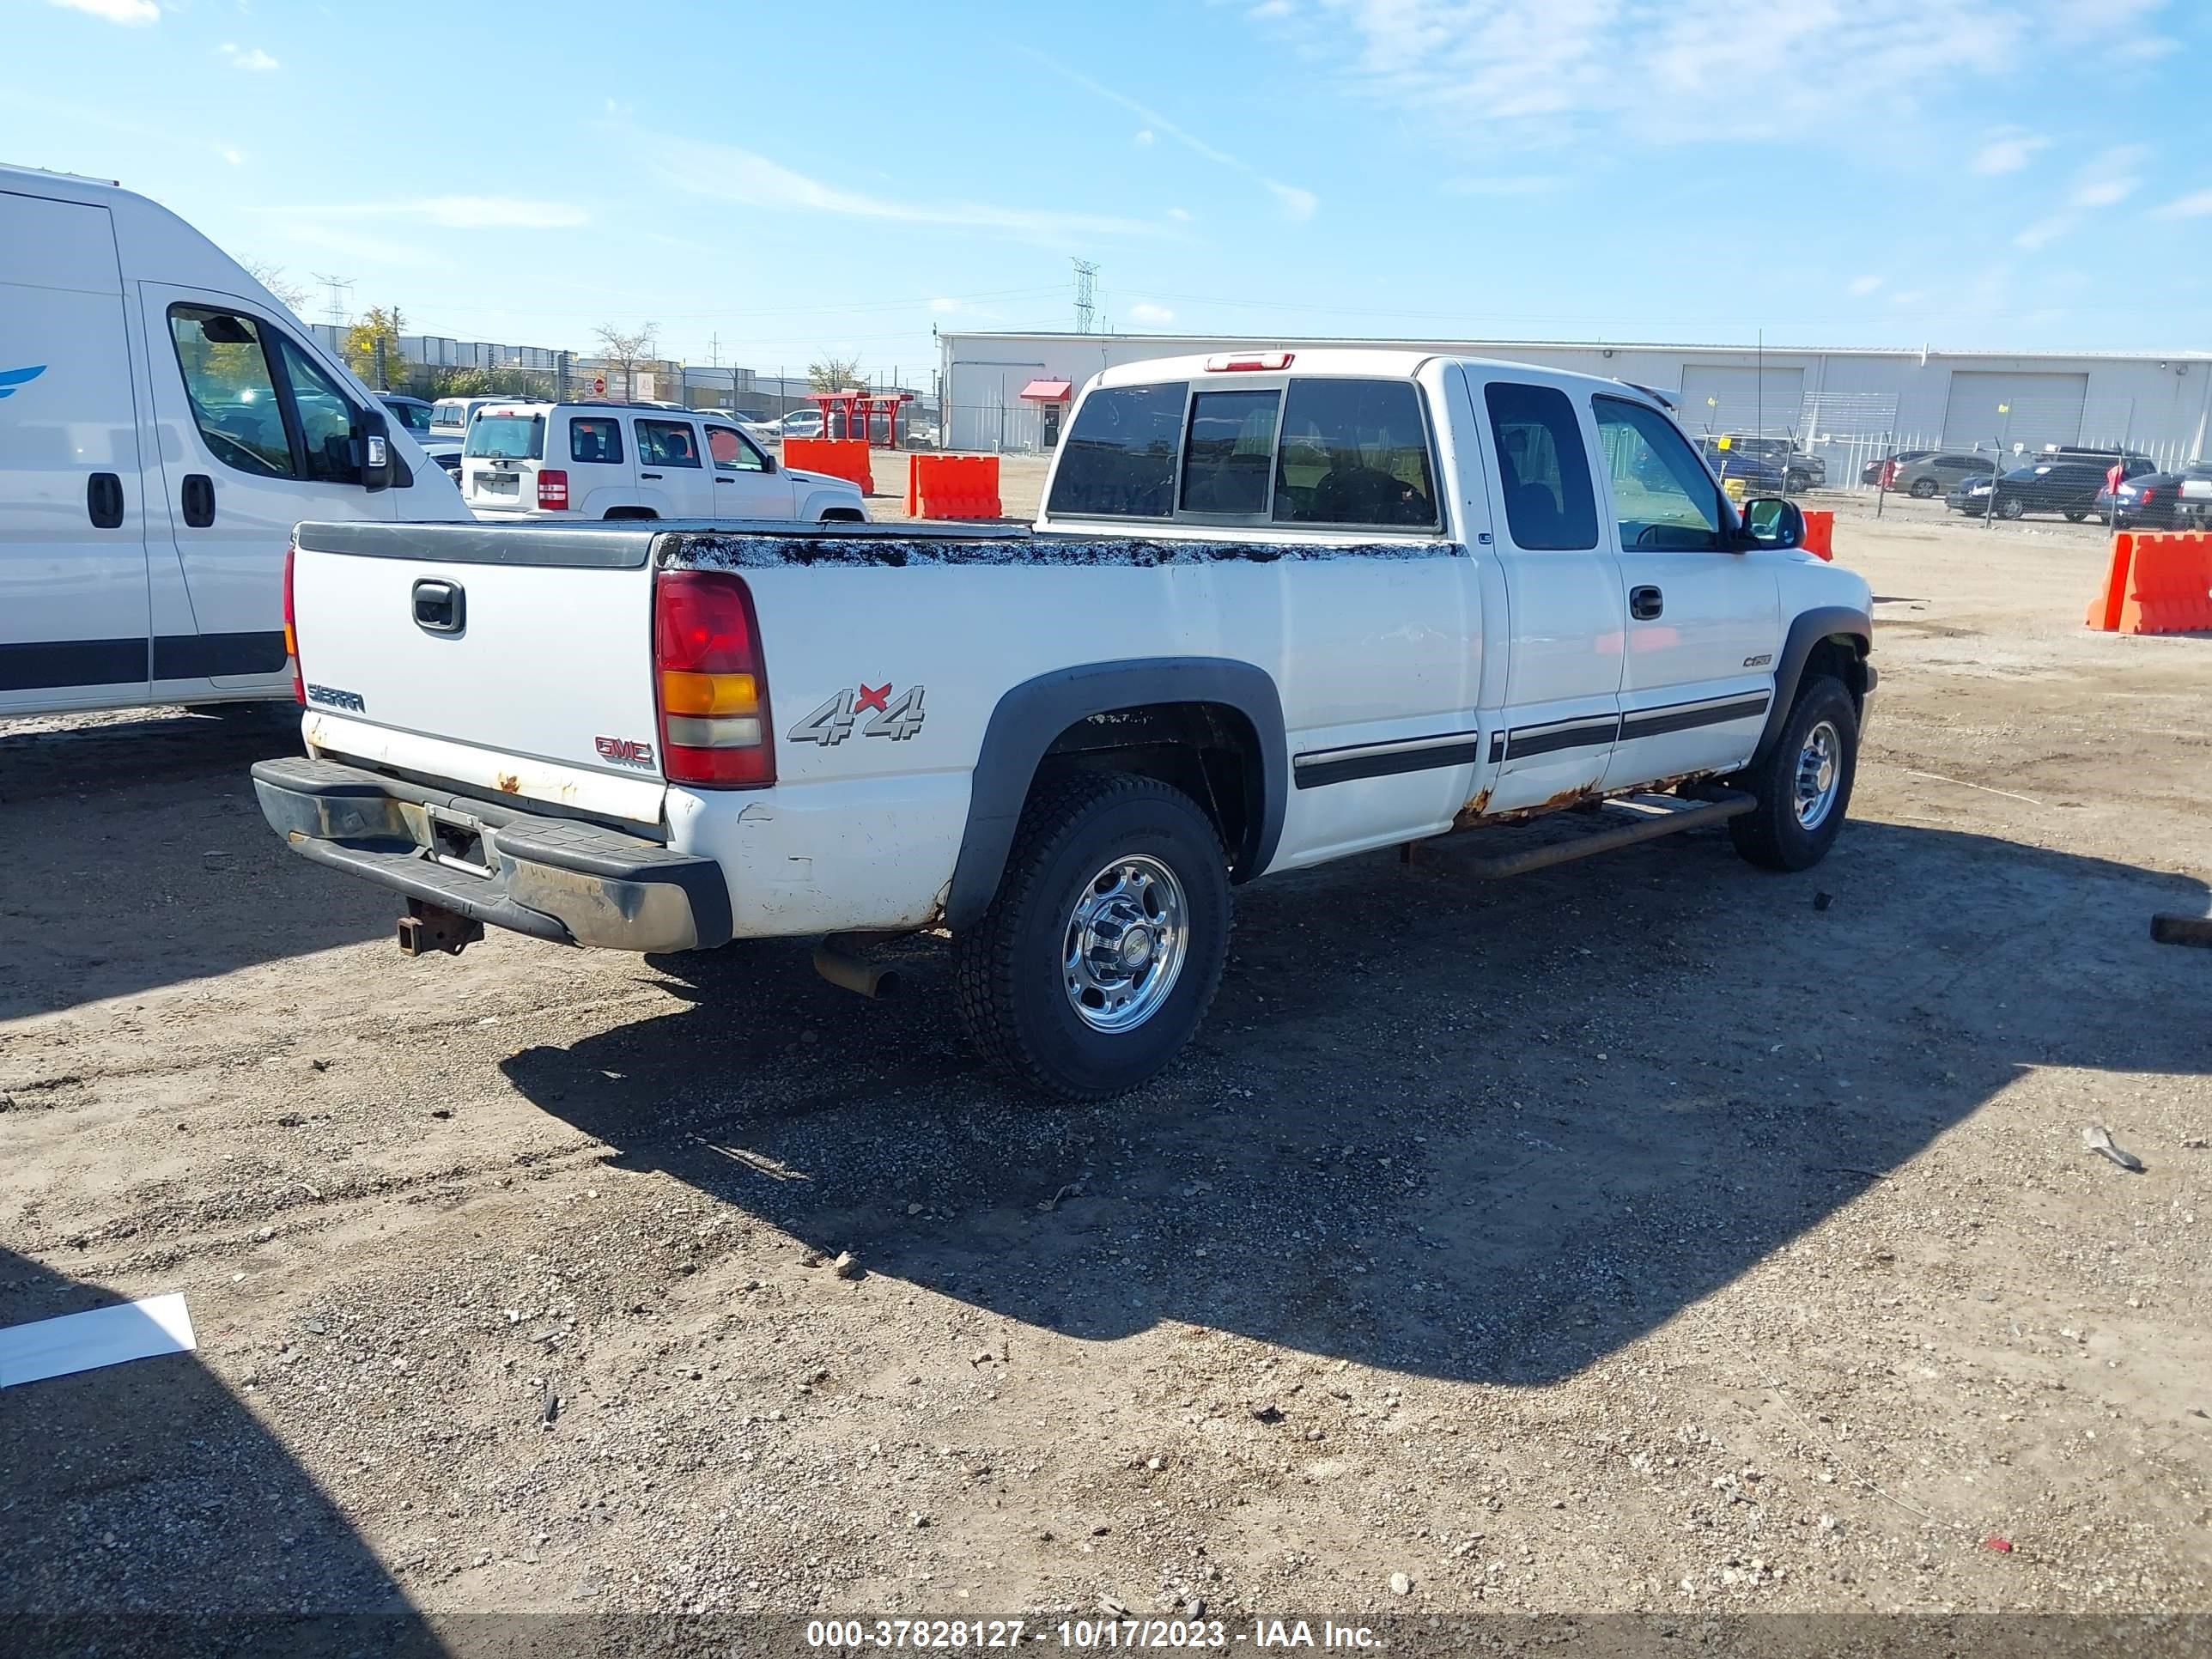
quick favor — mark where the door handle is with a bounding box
[181,473,216,528]
[87,471,125,529]
[1630,585,1664,621]
[640,471,663,480]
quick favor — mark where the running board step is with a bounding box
[1423,791,1754,880]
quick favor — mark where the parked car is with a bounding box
[1888,451,1996,499]
[1698,437,1788,495]
[428,396,514,448]
[0,161,465,720]
[379,393,462,477]
[1948,455,2155,520]
[777,409,827,440]
[459,400,866,522]
[2094,462,2212,528]
[1861,449,1936,485]
[257,349,1873,1098]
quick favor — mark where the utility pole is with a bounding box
[1072,258,1098,335]
[312,272,355,331]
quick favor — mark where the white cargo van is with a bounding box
[0,163,468,717]
[459,400,868,522]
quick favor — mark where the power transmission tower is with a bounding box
[312,273,355,329]
[1072,258,1098,335]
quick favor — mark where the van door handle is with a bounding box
[640,471,663,480]
[1630,585,1664,621]
[181,473,216,528]
[87,472,125,529]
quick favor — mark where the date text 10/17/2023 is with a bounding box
[803,1618,1382,1650]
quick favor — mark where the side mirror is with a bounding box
[1741,495,1803,549]
[360,408,392,493]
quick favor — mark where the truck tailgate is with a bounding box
[289,520,666,823]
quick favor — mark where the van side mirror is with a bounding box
[1741,496,1802,549]
[360,408,392,493]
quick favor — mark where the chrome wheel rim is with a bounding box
[1063,854,1188,1033]
[1794,720,1843,830]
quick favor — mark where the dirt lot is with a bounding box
[3,489,2209,1647]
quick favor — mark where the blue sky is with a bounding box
[8,0,2210,376]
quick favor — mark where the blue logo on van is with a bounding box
[0,365,46,400]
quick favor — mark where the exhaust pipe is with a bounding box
[813,936,900,999]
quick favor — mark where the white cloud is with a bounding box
[2014,214,2075,250]
[928,296,963,313]
[1249,0,1292,15]
[1972,131,2048,175]
[221,147,244,167]
[1847,274,1883,297]
[219,42,279,71]
[631,129,1162,243]
[277,222,436,268]
[47,0,159,23]
[1135,129,1155,146]
[1888,289,1927,306]
[2153,189,2212,219]
[1127,301,1176,325]
[1018,48,1318,222]
[2069,145,2145,209]
[269,197,590,230]
[1166,206,1193,222]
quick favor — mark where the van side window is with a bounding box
[274,337,359,485]
[1273,379,1437,527]
[1591,395,1723,550]
[167,306,294,478]
[637,420,702,468]
[1045,383,1187,519]
[707,425,764,472]
[570,417,624,465]
[1483,382,1599,550]
[1180,390,1279,515]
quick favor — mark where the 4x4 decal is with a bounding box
[788,684,927,745]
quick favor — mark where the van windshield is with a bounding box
[465,416,545,460]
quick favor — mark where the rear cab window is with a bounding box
[1047,384,1186,519]
[1180,390,1279,515]
[465,413,545,460]
[1273,379,1437,528]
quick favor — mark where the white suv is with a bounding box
[460,402,867,522]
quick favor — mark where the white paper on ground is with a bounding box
[0,1292,198,1389]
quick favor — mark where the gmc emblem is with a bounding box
[594,735,656,768]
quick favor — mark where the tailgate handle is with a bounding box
[411,577,466,635]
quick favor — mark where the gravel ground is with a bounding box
[3,491,2209,1648]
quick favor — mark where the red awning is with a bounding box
[1018,379,1073,401]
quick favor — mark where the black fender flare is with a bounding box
[1752,605,1874,769]
[945,658,1287,933]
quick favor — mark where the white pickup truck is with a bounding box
[253,349,1875,1097]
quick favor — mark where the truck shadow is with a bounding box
[0,708,389,1018]
[0,1243,439,1652]
[501,819,2212,1388]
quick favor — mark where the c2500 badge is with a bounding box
[787,683,926,746]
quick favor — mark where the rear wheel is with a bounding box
[952,771,1230,1100]
[1728,676,1858,872]
[2064,509,2087,523]
[1910,477,1939,499]
[1996,496,2026,520]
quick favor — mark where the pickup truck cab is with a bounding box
[460,400,867,523]
[256,349,1874,1098]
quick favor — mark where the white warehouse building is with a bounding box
[939,331,2212,477]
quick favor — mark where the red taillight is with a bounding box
[283,538,304,705]
[2141,488,2157,503]
[537,468,569,511]
[1205,351,1294,372]
[653,570,774,787]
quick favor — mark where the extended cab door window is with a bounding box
[1044,383,1187,519]
[1482,382,1599,550]
[1591,396,1725,551]
[1272,378,1438,528]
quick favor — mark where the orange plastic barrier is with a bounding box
[2087,530,2212,635]
[783,437,874,495]
[907,453,1003,520]
[1800,508,1834,561]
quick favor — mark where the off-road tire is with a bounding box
[952,771,1231,1100]
[1729,675,1859,872]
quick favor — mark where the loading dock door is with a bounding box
[1942,371,2087,455]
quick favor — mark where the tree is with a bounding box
[343,306,408,392]
[808,354,865,392]
[244,258,311,314]
[595,322,658,402]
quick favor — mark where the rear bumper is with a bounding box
[252,756,732,952]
